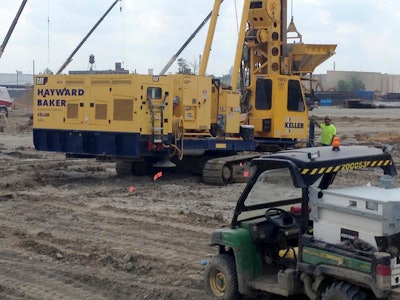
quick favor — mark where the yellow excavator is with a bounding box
[33,0,336,185]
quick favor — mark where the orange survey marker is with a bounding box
[153,171,163,181]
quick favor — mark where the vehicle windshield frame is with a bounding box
[231,160,306,226]
[230,147,397,228]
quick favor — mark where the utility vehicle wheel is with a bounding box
[204,254,240,300]
[0,107,8,117]
[321,281,370,300]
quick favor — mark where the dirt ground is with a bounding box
[1,99,400,299]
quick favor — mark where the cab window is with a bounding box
[287,80,305,112]
[255,79,272,110]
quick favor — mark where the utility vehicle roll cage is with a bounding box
[231,146,397,234]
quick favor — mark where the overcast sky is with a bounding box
[0,0,399,77]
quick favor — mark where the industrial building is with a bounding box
[0,72,33,99]
[313,70,400,96]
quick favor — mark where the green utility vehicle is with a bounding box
[205,145,400,299]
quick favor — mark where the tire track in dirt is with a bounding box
[0,190,217,298]
[0,222,213,300]
[0,247,210,300]
[0,257,107,300]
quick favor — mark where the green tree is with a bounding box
[337,80,349,91]
[350,76,365,91]
[336,77,365,91]
[189,57,199,75]
[177,58,192,74]
[220,74,231,86]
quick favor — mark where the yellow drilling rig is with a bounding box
[33,0,336,184]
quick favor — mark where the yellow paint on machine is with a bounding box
[215,143,227,149]
[33,73,229,136]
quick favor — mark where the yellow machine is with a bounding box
[33,0,336,184]
[231,0,336,141]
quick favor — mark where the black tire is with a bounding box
[0,107,8,118]
[204,254,240,300]
[321,281,371,300]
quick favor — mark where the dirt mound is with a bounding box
[14,89,33,108]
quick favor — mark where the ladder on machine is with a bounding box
[148,95,167,144]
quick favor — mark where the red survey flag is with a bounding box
[153,171,163,181]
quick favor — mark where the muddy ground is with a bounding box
[1,103,400,300]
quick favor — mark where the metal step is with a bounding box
[151,104,164,108]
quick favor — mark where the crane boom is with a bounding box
[56,0,121,74]
[159,0,224,76]
[199,0,223,76]
[0,0,28,59]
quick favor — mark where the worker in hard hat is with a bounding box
[312,115,337,146]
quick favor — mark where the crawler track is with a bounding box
[202,153,261,185]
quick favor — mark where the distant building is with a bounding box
[0,72,33,86]
[313,71,400,95]
[0,72,33,99]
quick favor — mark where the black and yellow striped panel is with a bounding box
[301,159,392,175]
